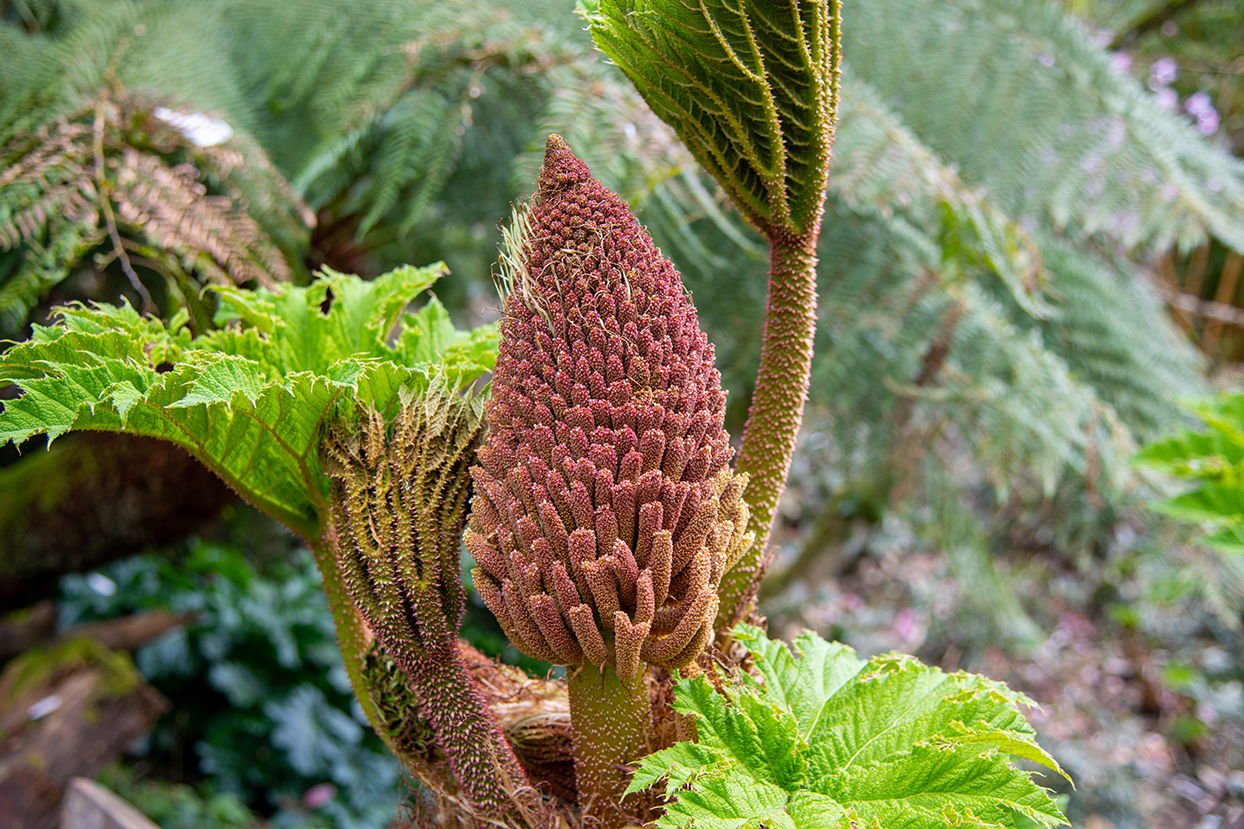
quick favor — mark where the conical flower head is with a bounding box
[467,136,752,680]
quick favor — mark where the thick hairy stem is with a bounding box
[568,662,652,829]
[718,227,821,626]
[306,536,378,736]
[394,638,540,821]
[324,521,539,822]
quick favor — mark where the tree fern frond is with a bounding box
[0,92,305,334]
[34,0,257,137]
[1027,231,1206,437]
[831,73,1050,319]
[222,0,479,169]
[520,60,692,202]
[844,0,1244,253]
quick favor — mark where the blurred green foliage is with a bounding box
[1135,392,1244,554]
[57,529,541,828]
[95,762,260,829]
[59,541,404,829]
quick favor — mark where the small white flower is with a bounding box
[27,695,63,721]
[86,572,117,596]
[154,107,234,147]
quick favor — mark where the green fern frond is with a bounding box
[1028,230,1205,436]
[831,72,1050,318]
[1,0,564,326]
[0,90,308,335]
[229,0,561,235]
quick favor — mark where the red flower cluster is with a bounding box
[467,136,751,681]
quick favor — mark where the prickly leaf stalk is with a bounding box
[365,636,579,819]
[719,229,822,624]
[359,642,450,777]
[468,135,752,827]
[324,378,539,822]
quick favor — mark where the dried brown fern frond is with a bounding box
[112,147,285,288]
[0,90,308,333]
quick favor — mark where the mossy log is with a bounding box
[0,639,168,829]
[0,433,234,610]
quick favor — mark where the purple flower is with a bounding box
[1149,57,1178,86]
[1185,91,1220,135]
[1155,87,1179,113]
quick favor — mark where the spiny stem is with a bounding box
[392,637,540,821]
[718,226,821,626]
[306,536,380,736]
[568,661,652,829]
[322,521,540,823]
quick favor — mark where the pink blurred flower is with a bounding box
[1150,57,1178,86]
[1155,87,1179,112]
[302,782,336,810]
[893,607,918,642]
[1185,91,1220,135]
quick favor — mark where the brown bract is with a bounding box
[468,136,752,681]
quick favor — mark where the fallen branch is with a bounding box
[1160,287,1244,327]
[0,607,193,661]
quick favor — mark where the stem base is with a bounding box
[568,662,653,829]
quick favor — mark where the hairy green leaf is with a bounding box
[629,741,733,795]
[675,676,808,790]
[664,777,803,829]
[581,0,839,236]
[733,625,862,737]
[632,626,1068,829]
[0,264,496,538]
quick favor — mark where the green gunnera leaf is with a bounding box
[629,625,1070,829]
[0,264,497,539]
[581,0,840,237]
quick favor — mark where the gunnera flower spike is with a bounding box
[467,135,753,827]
